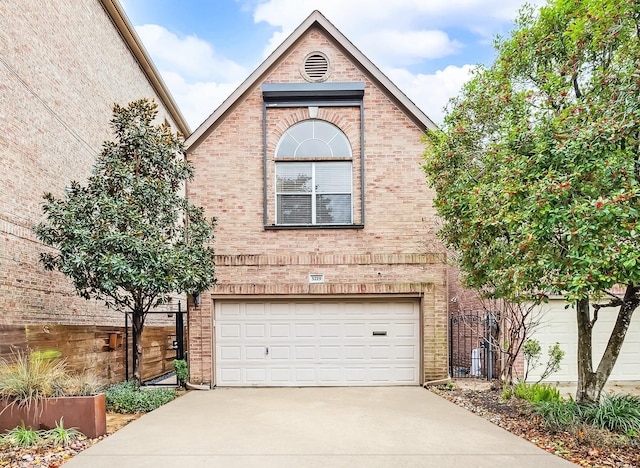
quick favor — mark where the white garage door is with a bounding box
[215,300,420,386]
[529,300,640,382]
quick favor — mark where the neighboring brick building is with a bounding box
[0,0,188,381]
[185,11,449,386]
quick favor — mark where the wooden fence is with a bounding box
[0,324,178,384]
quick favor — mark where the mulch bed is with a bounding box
[0,413,140,468]
[430,384,639,467]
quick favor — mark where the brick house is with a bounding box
[185,11,449,387]
[0,0,188,382]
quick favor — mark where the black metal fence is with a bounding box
[450,310,500,380]
[124,301,186,384]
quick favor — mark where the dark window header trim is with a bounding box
[262,82,365,103]
[264,224,365,231]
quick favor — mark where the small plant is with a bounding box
[550,440,570,456]
[1,422,43,448]
[173,359,188,387]
[533,398,581,431]
[437,381,455,391]
[581,394,640,433]
[104,381,176,414]
[513,381,562,403]
[61,372,102,397]
[523,339,564,383]
[44,417,82,446]
[501,384,514,400]
[0,350,68,409]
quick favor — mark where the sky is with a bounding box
[119,0,545,132]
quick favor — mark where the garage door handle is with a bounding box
[265,347,269,356]
[373,331,387,336]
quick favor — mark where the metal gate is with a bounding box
[450,310,500,379]
[124,301,186,383]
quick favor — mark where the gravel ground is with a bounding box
[0,413,140,468]
[430,381,639,468]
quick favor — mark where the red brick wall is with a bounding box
[1,1,179,327]
[186,26,449,385]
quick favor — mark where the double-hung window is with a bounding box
[275,120,352,226]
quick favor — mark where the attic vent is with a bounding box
[302,52,330,82]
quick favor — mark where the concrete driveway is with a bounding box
[65,387,573,467]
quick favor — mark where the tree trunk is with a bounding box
[576,286,639,403]
[576,296,595,402]
[132,311,144,387]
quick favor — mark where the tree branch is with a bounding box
[591,297,624,327]
[572,73,582,100]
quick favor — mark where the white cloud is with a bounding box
[387,65,475,125]
[130,1,540,131]
[160,71,242,130]
[134,24,247,129]
[136,24,246,82]
[252,0,542,61]
[361,29,462,66]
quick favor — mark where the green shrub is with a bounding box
[173,359,188,387]
[104,381,176,413]
[1,422,43,448]
[523,339,565,383]
[513,381,562,403]
[44,418,82,446]
[534,399,581,431]
[61,372,102,397]
[581,394,640,433]
[0,419,84,449]
[0,351,100,412]
[501,384,515,400]
[0,350,68,408]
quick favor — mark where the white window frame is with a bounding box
[275,161,353,225]
[274,119,353,226]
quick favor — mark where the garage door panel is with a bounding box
[345,323,366,337]
[220,368,241,384]
[270,323,290,338]
[245,303,266,316]
[220,346,241,360]
[269,346,290,359]
[370,345,391,359]
[319,323,340,337]
[345,345,366,360]
[371,367,393,382]
[245,324,265,338]
[296,368,315,382]
[395,323,417,338]
[219,324,241,338]
[344,367,366,382]
[396,345,417,360]
[531,300,640,381]
[270,368,290,382]
[245,346,266,360]
[320,346,340,359]
[245,368,266,382]
[319,368,341,382]
[295,323,315,337]
[295,346,315,359]
[394,367,418,382]
[215,300,420,386]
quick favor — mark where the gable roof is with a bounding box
[102,0,190,136]
[185,10,437,150]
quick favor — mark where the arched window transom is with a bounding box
[275,120,352,225]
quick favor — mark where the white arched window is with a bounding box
[275,120,352,225]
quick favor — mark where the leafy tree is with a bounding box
[424,0,640,402]
[34,99,216,386]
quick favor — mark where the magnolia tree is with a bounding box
[35,99,216,386]
[424,0,640,402]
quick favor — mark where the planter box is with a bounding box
[0,393,106,438]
